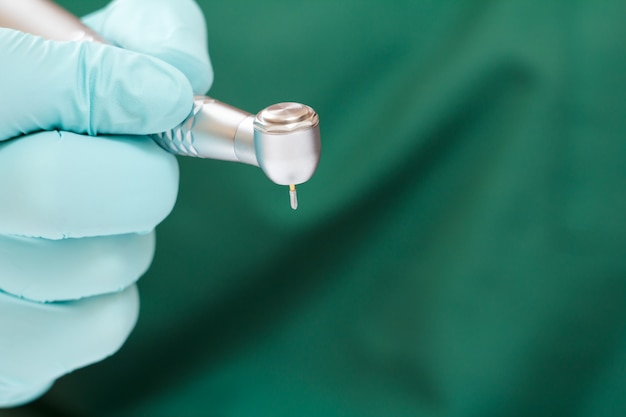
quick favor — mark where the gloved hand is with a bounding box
[0,0,212,407]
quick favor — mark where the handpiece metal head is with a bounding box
[253,103,321,186]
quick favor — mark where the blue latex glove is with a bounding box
[0,0,212,407]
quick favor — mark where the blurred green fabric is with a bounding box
[11,1,626,416]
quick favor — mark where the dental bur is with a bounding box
[0,0,321,210]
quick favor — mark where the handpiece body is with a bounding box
[0,0,321,189]
[154,98,321,186]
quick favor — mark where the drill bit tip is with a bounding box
[289,184,298,210]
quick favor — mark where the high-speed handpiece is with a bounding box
[0,0,321,210]
[153,98,320,210]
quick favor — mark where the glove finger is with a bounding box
[0,131,178,239]
[0,27,193,141]
[0,381,52,408]
[0,285,138,398]
[83,0,213,94]
[0,232,155,303]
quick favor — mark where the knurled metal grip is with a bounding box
[151,97,257,164]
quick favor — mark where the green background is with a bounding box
[11,1,626,416]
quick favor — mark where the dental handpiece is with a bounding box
[0,0,321,210]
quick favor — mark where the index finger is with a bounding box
[83,0,213,95]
